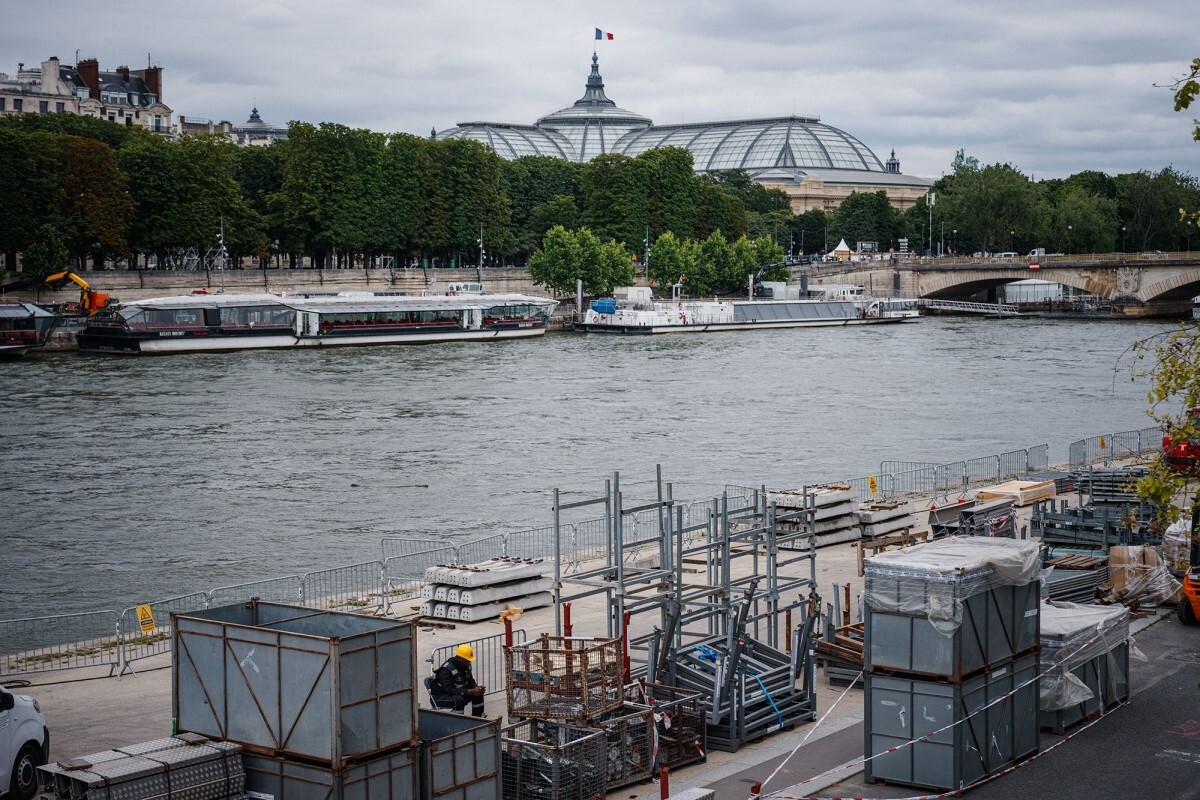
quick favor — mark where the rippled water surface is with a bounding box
[0,317,1168,617]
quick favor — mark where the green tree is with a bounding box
[699,230,738,291]
[0,129,62,270]
[939,165,1037,255]
[1132,323,1200,521]
[582,153,650,249]
[638,147,699,241]
[527,195,580,246]
[0,112,143,150]
[1047,186,1119,254]
[647,231,694,289]
[831,191,901,253]
[442,138,513,263]
[22,224,69,282]
[1165,57,1200,141]
[792,209,830,256]
[57,135,134,267]
[528,226,635,296]
[502,156,584,259]
[696,181,747,240]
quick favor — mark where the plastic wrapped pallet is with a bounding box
[864,536,1042,679]
[1038,601,1130,713]
[864,536,1042,633]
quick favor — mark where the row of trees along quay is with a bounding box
[0,112,1198,294]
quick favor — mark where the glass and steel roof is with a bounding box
[434,55,894,177]
[435,122,575,160]
[613,117,885,172]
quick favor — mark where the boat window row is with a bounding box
[117,305,296,330]
[734,301,855,322]
[319,310,463,328]
[484,304,549,322]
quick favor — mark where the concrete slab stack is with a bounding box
[862,537,1042,791]
[419,562,554,622]
[766,484,861,547]
[856,501,918,540]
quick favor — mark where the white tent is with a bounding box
[827,239,852,260]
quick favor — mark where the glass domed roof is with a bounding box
[435,122,574,160]
[613,116,886,172]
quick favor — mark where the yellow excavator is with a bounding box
[44,271,113,315]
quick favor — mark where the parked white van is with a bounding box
[0,686,48,800]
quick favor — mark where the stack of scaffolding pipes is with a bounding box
[1071,466,1148,504]
[1033,500,1160,548]
[1042,566,1111,603]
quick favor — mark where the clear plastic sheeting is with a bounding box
[1039,600,1129,712]
[864,536,1042,634]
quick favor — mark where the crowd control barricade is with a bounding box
[119,591,209,675]
[0,610,120,678]
[428,629,526,699]
[382,536,458,562]
[300,560,385,615]
[504,526,557,559]
[383,546,458,613]
[455,533,506,565]
[208,576,302,607]
[1028,444,1050,471]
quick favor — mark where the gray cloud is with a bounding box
[2,0,1197,180]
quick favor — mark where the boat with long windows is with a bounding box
[0,301,60,356]
[575,285,917,335]
[76,291,558,354]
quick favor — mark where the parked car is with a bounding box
[995,252,1018,258]
[0,686,48,800]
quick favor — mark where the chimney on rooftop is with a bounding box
[135,65,162,103]
[116,65,130,84]
[77,58,99,99]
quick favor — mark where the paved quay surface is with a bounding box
[10,491,1200,800]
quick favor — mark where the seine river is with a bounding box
[0,317,1172,619]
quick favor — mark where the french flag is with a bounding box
[595,28,614,40]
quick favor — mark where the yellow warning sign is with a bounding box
[136,604,156,633]
[1099,435,1107,449]
[868,476,879,494]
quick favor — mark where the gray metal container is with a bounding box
[866,581,1039,680]
[242,749,417,800]
[172,601,418,766]
[418,710,500,800]
[864,652,1039,791]
[1039,640,1129,734]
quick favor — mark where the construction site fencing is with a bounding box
[118,591,209,675]
[428,630,526,699]
[1068,426,1161,469]
[455,533,507,564]
[207,576,303,607]
[299,560,385,614]
[0,611,120,678]
[381,536,457,561]
[505,526,558,559]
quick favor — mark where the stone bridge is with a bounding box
[800,253,1200,316]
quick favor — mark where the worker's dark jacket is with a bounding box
[431,655,478,697]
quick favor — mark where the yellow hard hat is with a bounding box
[455,644,475,662]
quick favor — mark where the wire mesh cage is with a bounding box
[500,719,606,800]
[593,703,655,789]
[626,682,707,769]
[505,634,624,722]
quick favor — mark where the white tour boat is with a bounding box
[77,289,558,354]
[575,284,917,335]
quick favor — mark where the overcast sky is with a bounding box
[3,1,1198,181]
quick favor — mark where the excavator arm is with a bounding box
[43,271,111,314]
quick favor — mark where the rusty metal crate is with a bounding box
[626,682,707,769]
[593,703,654,790]
[504,634,623,723]
[500,719,605,800]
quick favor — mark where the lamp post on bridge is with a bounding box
[1067,225,1073,256]
[1121,226,1126,253]
[953,229,957,256]
[1010,230,1014,253]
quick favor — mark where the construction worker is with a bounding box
[430,644,486,716]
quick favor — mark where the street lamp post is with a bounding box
[940,221,944,257]
[953,229,957,255]
[928,193,936,258]
[1121,226,1126,253]
[1010,230,1014,253]
[1067,225,1072,256]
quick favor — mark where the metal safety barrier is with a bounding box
[0,611,121,678]
[1068,427,1161,470]
[207,576,303,607]
[382,536,457,561]
[300,560,386,614]
[118,592,209,675]
[505,526,558,559]
[427,629,527,699]
[382,546,458,612]
[455,533,507,564]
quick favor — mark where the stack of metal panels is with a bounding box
[500,720,606,800]
[1070,466,1148,504]
[173,601,423,800]
[1033,499,1159,547]
[38,736,245,800]
[1038,602,1130,734]
[670,620,817,753]
[863,537,1042,791]
[1042,565,1111,603]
